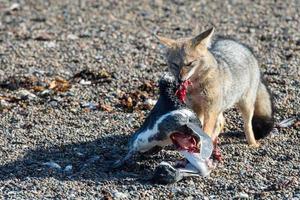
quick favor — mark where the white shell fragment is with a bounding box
[43,161,62,171]
[277,117,296,128]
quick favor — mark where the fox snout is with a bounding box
[179,68,191,82]
[178,68,188,82]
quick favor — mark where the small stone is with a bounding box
[79,31,91,38]
[76,152,85,157]
[8,3,20,11]
[113,191,129,200]
[67,34,79,40]
[64,165,73,175]
[249,28,255,33]
[40,89,52,97]
[18,89,37,100]
[0,99,10,108]
[261,168,268,173]
[270,128,280,138]
[44,41,57,48]
[186,196,194,200]
[237,192,250,199]
[135,63,147,69]
[34,32,53,41]
[79,79,92,85]
[145,99,157,107]
[70,108,78,113]
[81,102,98,110]
[49,100,58,107]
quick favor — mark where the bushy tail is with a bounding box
[252,80,274,139]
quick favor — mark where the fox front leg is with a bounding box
[203,111,223,161]
[203,111,219,139]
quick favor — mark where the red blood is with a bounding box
[212,138,222,161]
[175,80,192,103]
[213,147,222,161]
[170,132,199,153]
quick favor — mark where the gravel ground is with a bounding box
[0,0,300,199]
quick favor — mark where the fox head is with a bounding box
[157,27,215,82]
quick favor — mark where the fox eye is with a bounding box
[185,61,194,68]
[185,61,193,67]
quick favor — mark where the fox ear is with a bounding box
[192,27,215,48]
[156,35,176,48]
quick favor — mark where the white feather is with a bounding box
[133,109,193,152]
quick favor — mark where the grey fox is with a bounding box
[157,27,274,147]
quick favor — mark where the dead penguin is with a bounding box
[114,73,214,182]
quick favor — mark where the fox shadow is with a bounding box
[0,134,160,183]
[219,130,246,145]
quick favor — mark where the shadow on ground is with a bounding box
[0,134,157,183]
[221,131,246,144]
[0,131,247,183]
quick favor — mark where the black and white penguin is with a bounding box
[114,73,214,180]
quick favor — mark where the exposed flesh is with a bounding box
[170,132,199,153]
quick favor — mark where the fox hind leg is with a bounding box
[238,100,259,147]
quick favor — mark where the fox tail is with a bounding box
[252,80,274,139]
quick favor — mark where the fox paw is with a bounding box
[249,142,260,148]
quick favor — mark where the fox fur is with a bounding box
[157,27,274,147]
